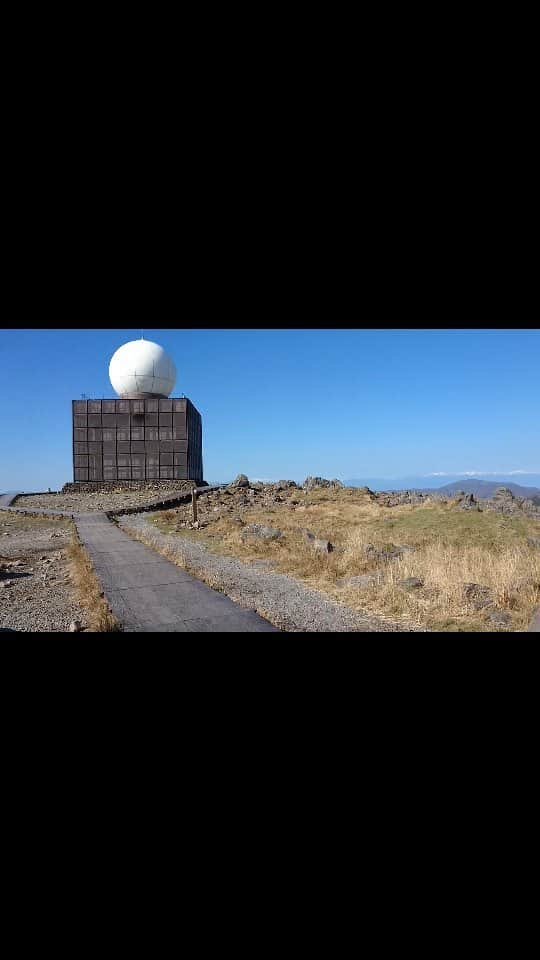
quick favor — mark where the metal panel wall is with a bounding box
[72,397,202,482]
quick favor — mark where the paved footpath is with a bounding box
[0,493,22,508]
[75,514,278,631]
[1,491,278,632]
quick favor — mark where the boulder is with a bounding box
[303,477,344,491]
[340,573,381,588]
[397,577,424,590]
[494,487,514,499]
[364,543,408,562]
[462,582,494,609]
[454,492,480,510]
[241,524,282,541]
[232,474,249,488]
[488,609,511,627]
[301,529,334,553]
[313,538,333,554]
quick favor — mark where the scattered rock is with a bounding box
[69,620,83,633]
[488,609,511,627]
[462,583,494,609]
[241,524,282,541]
[340,574,381,588]
[364,543,408,562]
[478,486,540,518]
[301,529,333,553]
[377,490,429,507]
[398,577,424,589]
[313,538,333,554]
[454,492,480,510]
[232,474,249,488]
[527,537,540,550]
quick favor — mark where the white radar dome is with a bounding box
[109,339,177,398]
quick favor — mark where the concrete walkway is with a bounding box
[0,493,22,508]
[2,492,278,632]
[75,513,278,631]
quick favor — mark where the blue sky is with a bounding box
[0,328,538,491]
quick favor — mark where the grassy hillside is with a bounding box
[152,487,540,632]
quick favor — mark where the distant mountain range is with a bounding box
[417,479,540,498]
[346,474,540,497]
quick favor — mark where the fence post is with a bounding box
[192,488,198,523]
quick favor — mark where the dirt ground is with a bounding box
[0,511,88,632]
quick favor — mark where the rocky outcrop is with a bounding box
[376,490,431,507]
[481,486,540,518]
[452,492,481,510]
[303,477,344,491]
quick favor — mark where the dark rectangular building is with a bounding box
[72,398,203,482]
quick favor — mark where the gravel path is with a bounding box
[12,487,197,515]
[0,514,87,632]
[118,513,424,631]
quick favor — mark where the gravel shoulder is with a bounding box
[12,487,196,515]
[117,513,426,632]
[0,511,88,632]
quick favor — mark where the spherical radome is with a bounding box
[109,339,177,398]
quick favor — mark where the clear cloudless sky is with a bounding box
[0,328,538,491]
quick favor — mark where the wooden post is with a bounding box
[192,488,198,523]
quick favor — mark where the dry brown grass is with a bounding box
[335,537,540,631]
[152,490,540,632]
[0,509,69,532]
[66,534,121,632]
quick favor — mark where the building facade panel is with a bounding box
[72,398,203,483]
